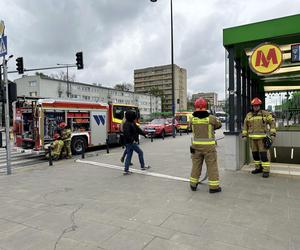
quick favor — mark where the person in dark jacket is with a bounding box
[123,110,150,175]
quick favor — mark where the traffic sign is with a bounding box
[0,20,4,37]
[291,44,300,63]
[0,36,7,57]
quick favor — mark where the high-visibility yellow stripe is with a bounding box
[248,116,264,120]
[261,162,270,166]
[253,160,261,164]
[208,124,212,139]
[249,134,266,138]
[270,129,276,133]
[190,177,199,183]
[208,180,219,186]
[242,130,248,136]
[192,117,209,125]
[192,141,216,145]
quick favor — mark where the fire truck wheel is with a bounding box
[71,136,87,155]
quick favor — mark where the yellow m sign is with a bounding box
[250,43,283,74]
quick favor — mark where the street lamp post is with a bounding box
[150,0,176,137]
[57,63,73,98]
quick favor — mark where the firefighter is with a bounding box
[46,133,64,160]
[189,97,222,193]
[242,97,276,178]
[59,122,72,159]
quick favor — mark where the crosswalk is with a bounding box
[0,146,45,173]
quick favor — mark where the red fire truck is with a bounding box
[13,97,139,154]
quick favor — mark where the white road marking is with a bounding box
[76,159,190,183]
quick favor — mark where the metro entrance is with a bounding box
[222,14,300,169]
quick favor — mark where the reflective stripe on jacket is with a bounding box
[191,116,221,145]
[242,110,276,138]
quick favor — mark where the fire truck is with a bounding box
[13,97,139,154]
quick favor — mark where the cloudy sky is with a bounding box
[1,0,299,99]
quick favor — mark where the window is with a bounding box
[29,81,36,87]
[29,91,37,97]
[113,105,139,120]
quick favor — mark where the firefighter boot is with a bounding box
[190,184,198,191]
[262,172,270,178]
[251,166,263,174]
[209,187,222,193]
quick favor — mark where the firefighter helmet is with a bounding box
[59,122,67,128]
[194,97,207,111]
[53,133,60,140]
[251,97,262,105]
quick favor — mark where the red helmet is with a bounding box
[251,97,262,105]
[59,122,67,128]
[194,97,207,111]
[53,133,60,140]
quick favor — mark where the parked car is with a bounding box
[166,118,180,131]
[215,111,227,123]
[143,118,174,137]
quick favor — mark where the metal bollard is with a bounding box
[81,146,85,159]
[106,139,110,154]
[48,146,53,166]
[151,133,153,142]
[180,130,182,136]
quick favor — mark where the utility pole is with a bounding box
[0,20,11,175]
[3,56,11,174]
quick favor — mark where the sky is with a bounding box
[1,0,300,100]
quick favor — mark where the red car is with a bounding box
[143,118,175,137]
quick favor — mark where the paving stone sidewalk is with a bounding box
[0,134,299,250]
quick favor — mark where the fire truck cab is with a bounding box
[13,98,139,155]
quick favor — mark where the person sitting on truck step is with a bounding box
[46,133,64,161]
[59,122,72,159]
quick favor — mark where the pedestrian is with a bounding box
[189,97,222,193]
[46,133,64,161]
[120,114,133,166]
[59,122,72,159]
[242,97,276,178]
[122,110,150,175]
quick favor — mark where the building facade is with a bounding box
[134,64,187,113]
[14,75,161,119]
[192,92,218,111]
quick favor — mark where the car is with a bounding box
[215,111,227,123]
[166,118,180,131]
[143,118,174,137]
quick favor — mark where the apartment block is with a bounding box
[134,64,187,113]
[14,75,161,119]
[192,92,218,109]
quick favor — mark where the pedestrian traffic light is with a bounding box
[16,57,24,74]
[76,52,83,70]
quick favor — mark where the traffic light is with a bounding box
[76,52,83,70]
[16,57,24,74]
[8,82,17,102]
[0,87,4,102]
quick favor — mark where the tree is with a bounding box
[149,87,166,112]
[187,94,194,111]
[50,71,76,82]
[114,83,133,91]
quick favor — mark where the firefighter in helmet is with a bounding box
[46,133,64,161]
[189,97,222,193]
[59,122,72,159]
[242,97,276,178]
